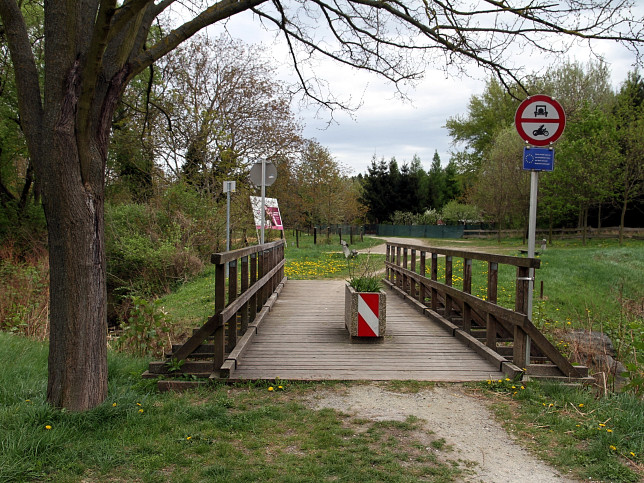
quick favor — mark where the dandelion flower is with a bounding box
[25,399,31,403]
[578,403,584,407]
[630,452,636,457]
[599,423,606,427]
[268,387,274,391]
[112,403,117,407]
[138,408,144,413]
[610,445,617,451]
[187,436,191,440]
[136,403,142,406]
[45,425,52,430]
[607,429,613,433]
[278,385,283,390]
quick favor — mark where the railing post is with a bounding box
[410,249,417,299]
[487,262,498,304]
[386,244,391,283]
[396,246,402,288]
[463,258,472,294]
[445,255,453,319]
[514,265,531,368]
[430,252,438,311]
[263,249,270,305]
[227,259,238,352]
[214,262,226,372]
[250,252,258,322]
[241,256,249,333]
[419,251,426,304]
[258,249,265,306]
[463,258,473,333]
[402,247,409,293]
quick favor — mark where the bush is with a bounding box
[0,241,49,339]
[440,201,480,225]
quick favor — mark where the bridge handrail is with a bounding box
[384,242,585,379]
[172,240,286,371]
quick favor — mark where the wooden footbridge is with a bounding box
[144,240,591,386]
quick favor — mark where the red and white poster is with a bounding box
[250,196,284,231]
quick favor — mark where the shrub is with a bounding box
[112,295,174,357]
[0,241,49,339]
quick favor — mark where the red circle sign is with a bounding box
[515,95,566,146]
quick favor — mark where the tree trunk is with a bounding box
[39,61,113,411]
[45,179,107,410]
[619,195,629,245]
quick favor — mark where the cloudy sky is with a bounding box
[206,5,642,176]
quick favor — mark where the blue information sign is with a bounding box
[523,147,554,171]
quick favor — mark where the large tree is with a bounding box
[1,1,642,411]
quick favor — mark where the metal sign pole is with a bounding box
[525,169,539,364]
[260,159,266,245]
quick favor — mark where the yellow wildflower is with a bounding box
[268,387,274,391]
[45,425,52,430]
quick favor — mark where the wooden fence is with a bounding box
[384,242,589,380]
[146,240,286,380]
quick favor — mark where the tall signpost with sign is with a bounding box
[515,95,566,363]
[249,160,277,244]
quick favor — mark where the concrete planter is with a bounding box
[344,283,386,342]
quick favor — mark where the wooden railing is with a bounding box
[384,242,588,380]
[146,240,286,380]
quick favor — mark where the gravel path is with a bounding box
[307,383,577,483]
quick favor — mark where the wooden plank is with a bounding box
[232,280,505,381]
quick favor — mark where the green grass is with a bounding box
[0,332,463,482]
[479,378,643,482]
[2,237,644,481]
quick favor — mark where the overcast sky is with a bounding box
[206,6,642,177]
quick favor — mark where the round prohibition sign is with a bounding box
[515,95,566,146]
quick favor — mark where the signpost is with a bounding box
[515,94,565,367]
[249,160,277,244]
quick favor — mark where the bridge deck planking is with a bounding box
[230,280,505,381]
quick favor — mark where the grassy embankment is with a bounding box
[0,235,642,481]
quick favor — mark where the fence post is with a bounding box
[214,262,226,372]
[419,251,426,304]
[430,252,438,311]
[249,252,258,322]
[514,265,531,368]
[240,256,249,333]
[396,246,402,289]
[462,258,473,333]
[314,227,317,244]
[227,259,238,352]
[296,229,299,248]
[445,255,453,319]
[339,228,342,244]
[402,247,408,293]
[410,249,417,299]
[350,226,354,245]
[386,244,391,283]
[487,262,498,304]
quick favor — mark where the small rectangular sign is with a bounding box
[523,147,554,171]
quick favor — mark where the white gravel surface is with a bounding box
[306,383,577,483]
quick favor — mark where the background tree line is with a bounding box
[357,152,460,223]
[446,61,644,243]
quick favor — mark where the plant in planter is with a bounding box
[343,245,386,341]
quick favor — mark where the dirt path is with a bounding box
[307,383,577,482]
